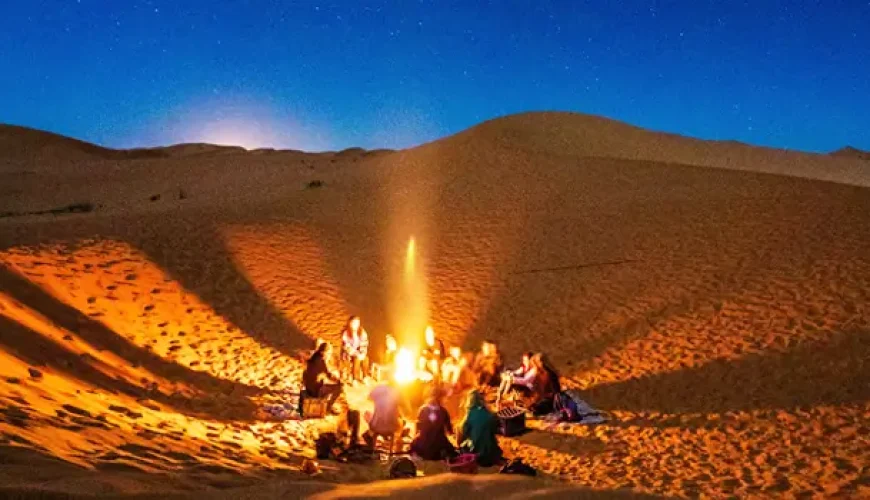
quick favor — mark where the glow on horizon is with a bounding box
[182,117,290,150]
[136,95,333,152]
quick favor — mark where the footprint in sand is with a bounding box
[59,404,87,416]
[107,405,143,420]
[1,406,30,428]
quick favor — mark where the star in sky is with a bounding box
[0,1,868,152]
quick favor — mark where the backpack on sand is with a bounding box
[553,391,580,422]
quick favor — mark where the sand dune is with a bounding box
[2,113,869,217]
[1,112,869,498]
[0,124,169,165]
[830,146,870,161]
[442,112,870,187]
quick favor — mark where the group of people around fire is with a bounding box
[301,315,563,466]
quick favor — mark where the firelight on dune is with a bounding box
[385,236,434,385]
[393,236,429,351]
[405,237,417,279]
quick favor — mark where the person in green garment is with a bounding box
[457,389,503,467]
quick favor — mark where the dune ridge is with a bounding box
[830,145,870,161]
[438,112,870,187]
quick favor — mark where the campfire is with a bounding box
[392,347,433,385]
[393,348,416,384]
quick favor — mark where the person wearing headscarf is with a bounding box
[457,390,503,467]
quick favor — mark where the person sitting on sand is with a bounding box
[421,326,446,379]
[528,353,561,416]
[410,388,457,460]
[340,316,369,383]
[362,382,404,448]
[384,334,398,365]
[375,334,398,381]
[302,342,343,415]
[357,326,370,380]
[497,351,536,404]
[340,320,355,379]
[453,352,478,392]
[440,346,463,386]
[314,337,340,372]
[474,340,504,388]
[457,390,503,467]
[540,352,561,393]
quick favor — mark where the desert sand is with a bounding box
[1,112,869,498]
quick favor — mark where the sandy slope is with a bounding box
[1,112,869,498]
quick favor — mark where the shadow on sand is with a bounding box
[585,328,870,414]
[181,473,662,500]
[124,218,317,357]
[0,264,260,421]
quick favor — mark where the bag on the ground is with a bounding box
[315,432,337,460]
[335,444,373,464]
[499,458,537,476]
[389,457,418,479]
[553,391,580,421]
[553,389,604,423]
[446,453,479,474]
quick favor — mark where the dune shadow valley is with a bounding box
[1,112,870,499]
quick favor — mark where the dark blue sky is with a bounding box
[1,1,868,152]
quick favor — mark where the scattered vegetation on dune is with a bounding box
[0,202,95,219]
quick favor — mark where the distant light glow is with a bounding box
[189,118,281,150]
[142,95,332,151]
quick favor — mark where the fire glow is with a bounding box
[393,347,417,384]
[390,346,434,386]
[386,237,438,386]
[392,237,429,350]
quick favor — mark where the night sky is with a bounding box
[1,1,868,153]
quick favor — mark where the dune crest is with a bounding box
[830,145,870,161]
[437,112,870,187]
[0,124,167,164]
